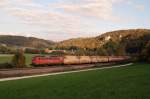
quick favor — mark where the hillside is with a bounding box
[0,35,54,48]
[56,37,100,49]
[56,29,150,49]
[97,29,150,42]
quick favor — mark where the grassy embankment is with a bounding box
[0,63,149,99]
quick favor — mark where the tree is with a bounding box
[95,48,108,56]
[140,42,150,62]
[116,45,126,56]
[103,40,119,56]
[75,49,86,56]
[12,49,26,68]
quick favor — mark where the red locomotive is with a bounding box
[32,55,130,66]
[32,56,64,66]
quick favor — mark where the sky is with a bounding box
[0,0,149,41]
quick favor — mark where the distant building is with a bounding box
[44,48,66,53]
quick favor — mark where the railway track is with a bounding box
[0,63,132,79]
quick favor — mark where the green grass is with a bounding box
[0,54,13,64]
[0,63,150,99]
[24,54,39,66]
[0,54,39,66]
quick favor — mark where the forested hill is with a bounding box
[0,35,54,48]
[97,29,150,42]
[56,37,99,49]
[56,29,150,49]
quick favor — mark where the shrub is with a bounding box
[11,49,26,68]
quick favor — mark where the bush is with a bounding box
[11,49,26,68]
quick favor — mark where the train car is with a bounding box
[90,56,98,63]
[78,56,92,64]
[97,56,109,63]
[32,55,130,66]
[108,56,130,62]
[63,56,79,65]
[32,56,64,66]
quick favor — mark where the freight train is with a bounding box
[32,55,130,66]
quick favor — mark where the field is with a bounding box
[0,54,39,66]
[0,63,150,99]
[0,54,13,64]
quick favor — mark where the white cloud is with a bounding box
[48,0,123,21]
[135,4,145,11]
[0,0,124,24]
[0,0,98,36]
[126,1,145,11]
[0,0,144,41]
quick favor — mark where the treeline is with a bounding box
[53,40,125,56]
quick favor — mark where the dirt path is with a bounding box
[0,64,96,78]
[0,63,133,82]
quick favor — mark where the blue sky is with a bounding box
[0,0,149,41]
